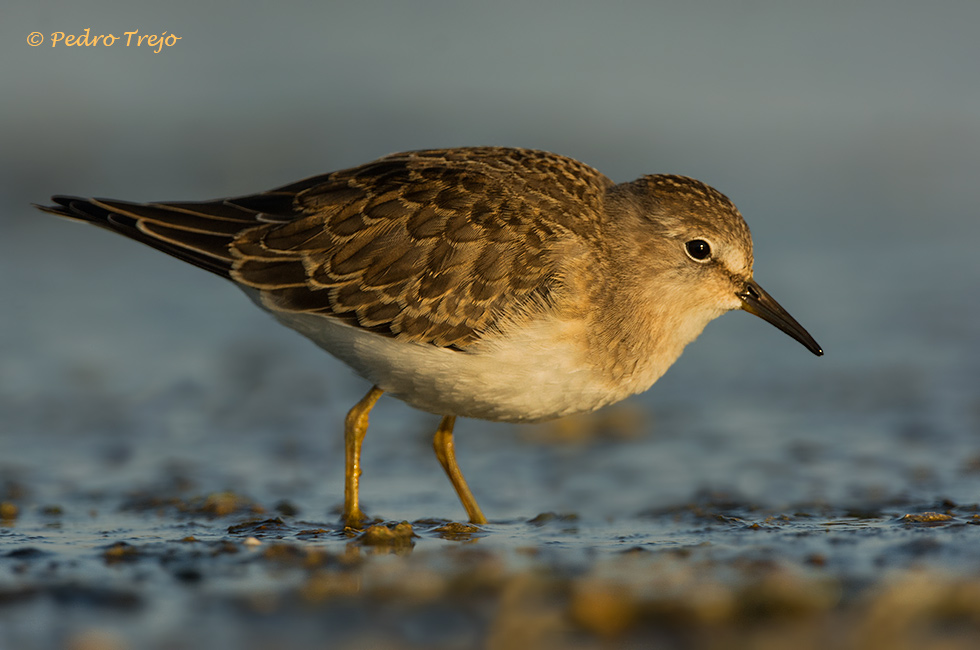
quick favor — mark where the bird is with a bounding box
[36,146,823,528]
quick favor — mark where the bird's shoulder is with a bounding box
[231,148,614,347]
[290,147,611,235]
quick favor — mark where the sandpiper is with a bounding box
[37,147,822,527]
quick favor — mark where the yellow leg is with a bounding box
[433,415,487,525]
[343,386,384,528]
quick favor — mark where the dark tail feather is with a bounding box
[34,196,267,279]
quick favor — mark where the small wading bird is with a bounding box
[38,147,822,527]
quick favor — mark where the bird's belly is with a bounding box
[268,310,660,423]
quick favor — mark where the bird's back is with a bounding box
[39,147,615,350]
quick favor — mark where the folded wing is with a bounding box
[38,147,611,348]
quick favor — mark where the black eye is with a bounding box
[685,239,712,261]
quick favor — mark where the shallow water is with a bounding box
[5,2,980,647]
[5,161,980,647]
[3,206,980,648]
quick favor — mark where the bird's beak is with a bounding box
[738,280,823,356]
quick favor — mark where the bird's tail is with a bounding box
[34,185,313,279]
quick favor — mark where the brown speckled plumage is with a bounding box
[43,147,620,349]
[38,146,822,525]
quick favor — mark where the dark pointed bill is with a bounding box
[738,280,823,356]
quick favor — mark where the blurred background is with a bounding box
[3,0,979,514]
[3,2,980,648]
[0,1,980,515]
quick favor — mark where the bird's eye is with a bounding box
[685,239,712,261]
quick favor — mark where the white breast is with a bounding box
[264,308,663,423]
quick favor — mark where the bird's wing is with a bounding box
[38,147,612,348]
